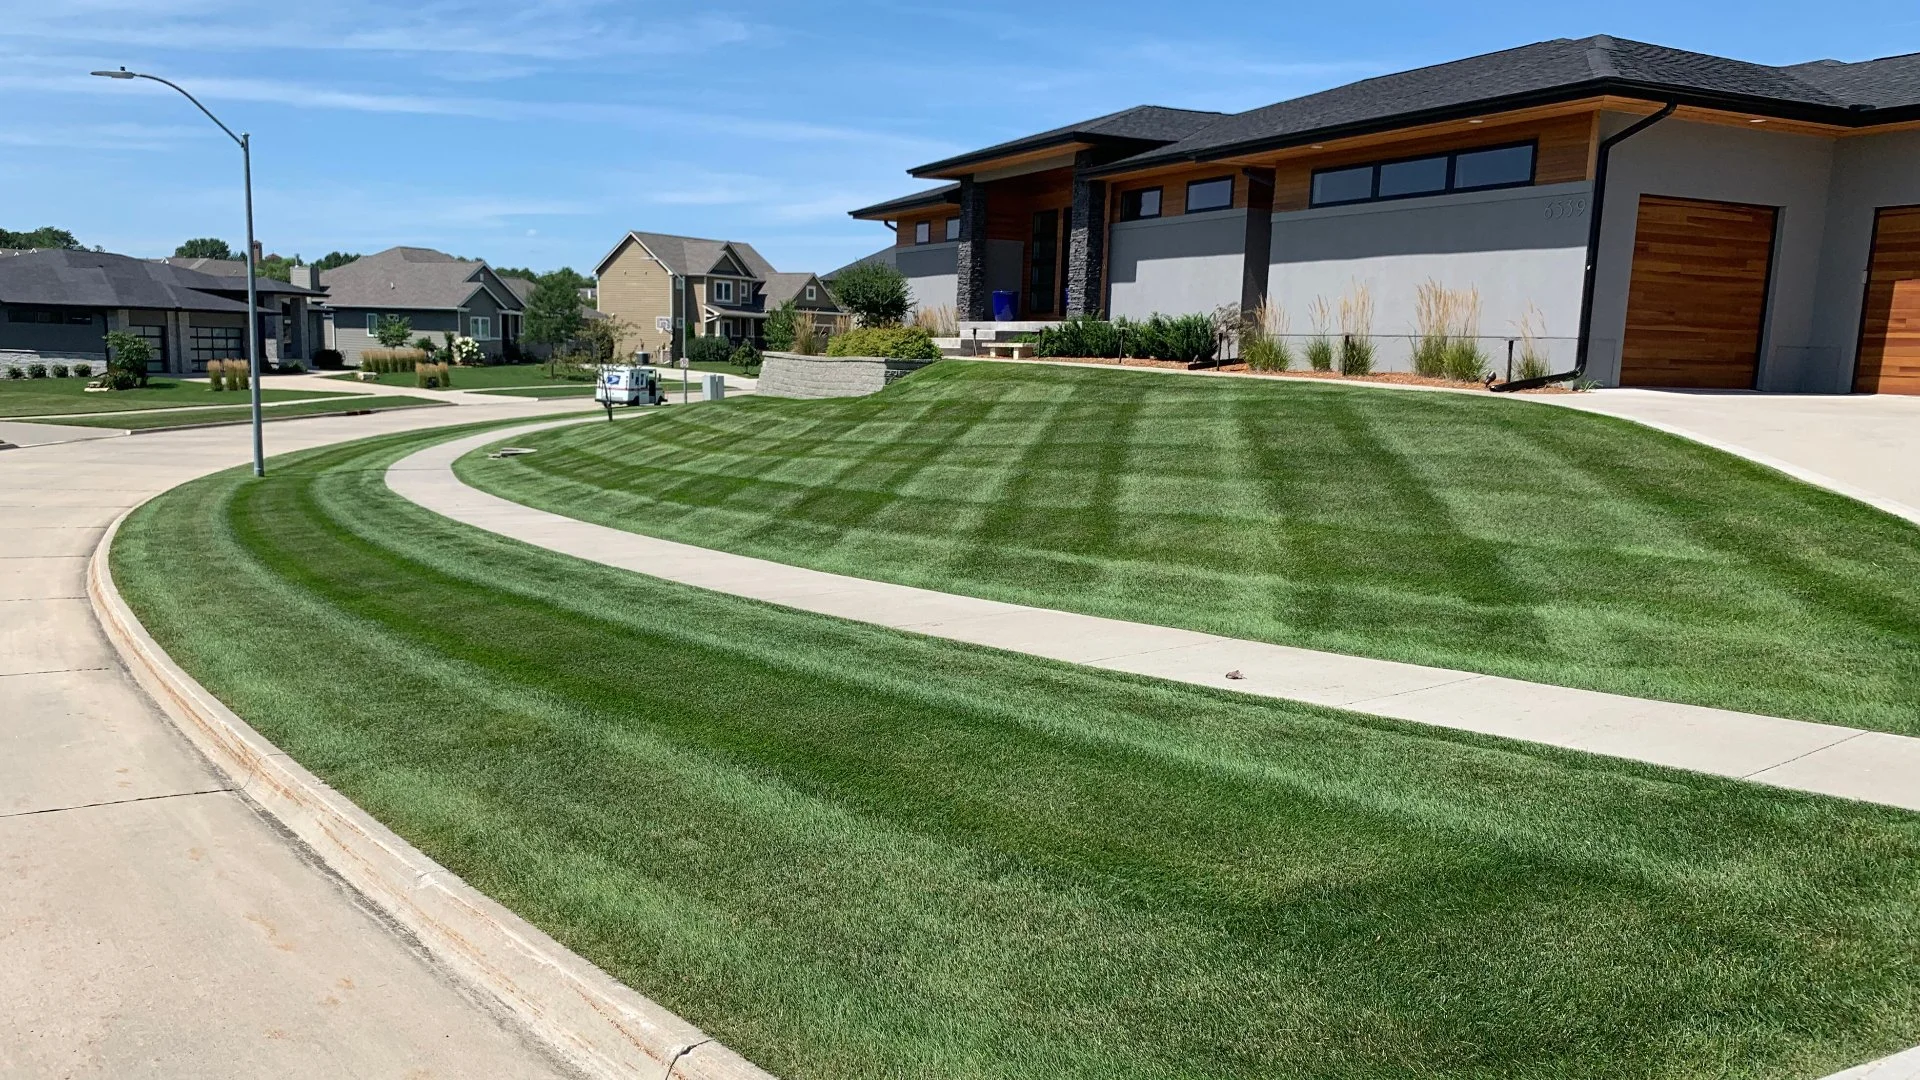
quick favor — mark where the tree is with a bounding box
[763,299,798,351]
[255,253,302,282]
[103,330,152,389]
[313,251,361,272]
[827,262,911,327]
[175,238,234,260]
[523,276,584,367]
[572,314,630,366]
[374,315,414,349]
[0,226,82,250]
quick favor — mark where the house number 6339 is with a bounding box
[1544,198,1588,220]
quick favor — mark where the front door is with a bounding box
[1028,209,1060,318]
[1853,205,1920,395]
[1618,195,1777,390]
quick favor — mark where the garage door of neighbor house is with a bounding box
[1619,195,1777,389]
[1853,205,1920,395]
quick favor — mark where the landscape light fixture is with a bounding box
[91,65,266,477]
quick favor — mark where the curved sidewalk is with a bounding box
[1,401,596,1078]
[389,419,1920,814]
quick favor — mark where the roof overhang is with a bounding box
[911,137,1106,180]
[849,184,963,221]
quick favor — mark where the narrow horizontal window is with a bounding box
[1310,166,1373,206]
[1308,140,1538,207]
[1184,176,1234,213]
[1376,156,1448,198]
[1453,144,1535,190]
[1120,187,1162,221]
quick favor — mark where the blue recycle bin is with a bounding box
[991,290,1018,322]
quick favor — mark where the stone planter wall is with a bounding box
[756,352,936,398]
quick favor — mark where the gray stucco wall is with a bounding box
[1266,184,1590,373]
[0,308,107,357]
[898,243,958,315]
[328,307,460,364]
[1590,116,1837,391]
[1809,129,1920,387]
[1109,210,1247,320]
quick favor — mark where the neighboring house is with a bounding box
[317,246,524,364]
[761,271,849,337]
[498,275,609,358]
[851,35,1920,394]
[594,231,845,360]
[0,249,321,373]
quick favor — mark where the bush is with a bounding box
[208,361,225,391]
[827,261,911,327]
[276,361,305,374]
[415,361,452,389]
[685,335,734,367]
[1305,337,1334,371]
[26,362,47,379]
[729,343,761,372]
[4,365,22,380]
[1442,339,1488,382]
[49,362,69,378]
[763,300,798,352]
[412,335,436,354]
[373,315,414,349]
[1242,333,1292,372]
[312,348,344,370]
[1033,316,1123,359]
[1338,336,1375,377]
[826,325,940,360]
[212,358,249,390]
[72,362,92,378]
[1121,313,1216,363]
[1411,335,1450,378]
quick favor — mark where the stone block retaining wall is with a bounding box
[756,352,936,398]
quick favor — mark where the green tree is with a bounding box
[763,299,799,351]
[572,314,630,366]
[374,315,414,349]
[827,262,911,327]
[255,253,302,282]
[524,276,584,367]
[313,251,361,272]
[103,330,152,389]
[0,226,82,249]
[175,237,234,260]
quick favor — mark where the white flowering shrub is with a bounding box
[448,335,484,365]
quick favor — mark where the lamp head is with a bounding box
[91,67,136,79]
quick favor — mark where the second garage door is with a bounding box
[1854,205,1920,395]
[1618,195,1777,389]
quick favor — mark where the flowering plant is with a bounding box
[448,334,484,365]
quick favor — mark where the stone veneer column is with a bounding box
[1065,149,1107,318]
[954,178,991,322]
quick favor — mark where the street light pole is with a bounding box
[92,66,265,477]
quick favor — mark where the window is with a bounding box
[132,324,167,373]
[1029,209,1059,316]
[6,307,92,324]
[1120,187,1162,221]
[713,279,734,303]
[914,220,931,244]
[1184,176,1234,213]
[189,325,244,369]
[805,285,817,301]
[366,313,380,334]
[1376,156,1448,198]
[944,217,960,241]
[1309,142,1537,207]
[469,315,492,339]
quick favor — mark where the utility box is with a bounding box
[596,365,662,406]
[701,373,725,401]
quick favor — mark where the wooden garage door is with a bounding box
[1854,205,1920,395]
[1619,195,1777,389]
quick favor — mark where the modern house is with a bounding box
[594,231,846,360]
[0,249,321,373]
[851,36,1920,393]
[318,246,524,364]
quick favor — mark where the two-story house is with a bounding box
[594,231,845,361]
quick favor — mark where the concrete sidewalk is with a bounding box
[2,401,597,1077]
[392,419,1920,814]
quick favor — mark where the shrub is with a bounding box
[218,358,250,390]
[277,361,305,374]
[1305,296,1335,371]
[312,348,344,370]
[1242,301,1292,373]
[414,361,452,389]
[26,362,47,379]
[1442,338,1488,382]
[826,325,940,360]
[103,331,151,388]
[791,313,820,356]
[49,362,69,378]
[1412,279,1453,378]
[208,361,225,391]
[686,335,734,367]
[447,335,483,366]
[71,362,92,378]
[1305,338,1335,371]
[361,348,429,375]
[1033,316,1123,359]
[412,335,437,354]
[373,314,414,349]
[4,365,22,379]
[763,300,798,352]
[1122,313,1216,363]
[1338,336,1376,377]
[827,261,911,327]
[729,343,761,372]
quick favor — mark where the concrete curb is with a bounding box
[87,510,775,1080]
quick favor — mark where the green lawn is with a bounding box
[42,394,444,430]
[0,376,348,417]
[457,360,1920,735]
[329,362,603,391]
[470,379,693,399]
[112,424,1920,1080]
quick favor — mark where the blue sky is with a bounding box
[1,0,1913,277]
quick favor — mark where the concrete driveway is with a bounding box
[1546,390,1920,526]
[1,400,593,1078]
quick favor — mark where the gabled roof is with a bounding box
[605,232,777,280]
[849,182,962,221]
[318,246,521,312]
[825,246,895,281]
[499,275,538,302]
[148,256,321,295]
[0,249,270,313]
[761,271,839,311]
[910,106,1226,178]
[1097,36,1920,174]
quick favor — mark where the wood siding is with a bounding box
[1854,206,1920,395]
[895,208,958,248]
[1619,195,1777,390]
[597,237,674,359]
[1270,114,1597,212]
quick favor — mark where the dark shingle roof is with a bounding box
[909,105,1225,177]
[319,246,520,311]
[622,233,777,279]
[1098,36,1920,173]
[850,183,962,220]
[0,249,286,312]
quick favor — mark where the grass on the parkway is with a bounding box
[45,394,444,430]
[112,424,1920,1080]
[0,375,348,417]
[329,361,603,391]
[456,360,1920,735]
